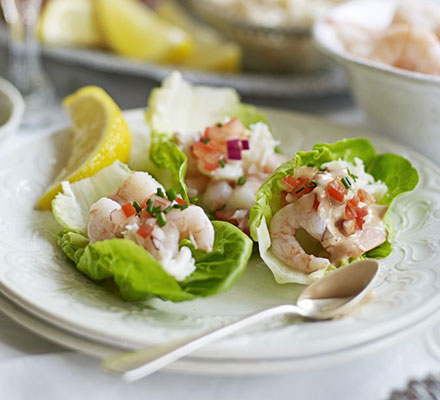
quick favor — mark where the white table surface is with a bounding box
[0,90,438,400]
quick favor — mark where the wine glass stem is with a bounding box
[6,1,44,96]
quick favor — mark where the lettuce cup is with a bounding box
[53,161,252,302]
[249,138,418,284]
[145,72,287,235]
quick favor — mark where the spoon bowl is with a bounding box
[103,259,379,381]
[297,259,379,319]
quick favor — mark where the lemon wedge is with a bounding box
[156,0,241,72]
[38,0,104,47]
[37,86,131,210]
[95,0,194,63]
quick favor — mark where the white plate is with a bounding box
[0,108,438,373]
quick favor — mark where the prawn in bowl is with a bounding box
[313,0,440,162]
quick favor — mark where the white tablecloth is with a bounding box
[1,99,438,400]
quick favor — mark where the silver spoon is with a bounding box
[102,259,379,382]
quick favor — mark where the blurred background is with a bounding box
[0,0,351,111]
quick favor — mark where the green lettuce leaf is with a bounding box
[149,137,189,201]
[52,161,131,233]
[180,221,253,296]
[74,221,252,302]
[146,71,241,138]
[57,230,89,264]
[250,137,418,284]
[145,71,267,198]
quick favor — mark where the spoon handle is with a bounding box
[102,304,302,382]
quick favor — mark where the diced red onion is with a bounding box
[241,139,249,150]
[227,139,242,160]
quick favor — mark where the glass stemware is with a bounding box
[1,0,57,125]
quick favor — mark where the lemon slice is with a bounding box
[156,0,241,72]
[37,86,131,210]
[38,0,104,47]
[95,0,194,63]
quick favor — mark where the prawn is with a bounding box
[124,218,180,260]
[270,201,330,273]
[167,205,215,252]
[200,180,234,212]
[112,172,162,205]
[370,24,440,75]
[88,198,128,243]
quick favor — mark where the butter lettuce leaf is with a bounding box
[150,137,189,201]
[73,221,252,302]
[57,230,89,264]
[180,221,253,296]
[52,161,131,233]
[145,71,266,198]
[250,137,418,284]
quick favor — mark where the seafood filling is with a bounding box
[87,172,214,281]
[269,158,388,273]
[181,117,286,234]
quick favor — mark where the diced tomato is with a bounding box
[344,204,357,220]
[327,179,347,202]
[297,177,315,195]
[203,161,219,171]
[355,207,369,229]
[122,203,136,218]
[357,188,375,205]
[348,196,359,208]
[283,175,298,191]
[313,195,320,211]
[136,223,154,239]
[191,140,223,171]
[175,197,186,205]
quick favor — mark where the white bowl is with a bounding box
[313,0,440,162]
[0,77,25,140]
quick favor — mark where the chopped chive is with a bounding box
[237,176,247,186]
[132,201,142,214]
[156,187,165,198]
[319,166,327,172]
[219,159,225,168]
[202,137,211,144]
[179,203,189,211]
[341,177,351,189]
[146,198,154,213]
[307,163,315,167]
[153,206,162,214]
[190,196,199,204]
[173,204,180,209]
[216,204,226,212]
[163,205,174,214]
[348,169,358,181]
[217,122,223,127]
[274,145,282,154]
[157,213,167,227]
[295,187,305,194]
[166,188,177,202]
[306,180,317,188]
